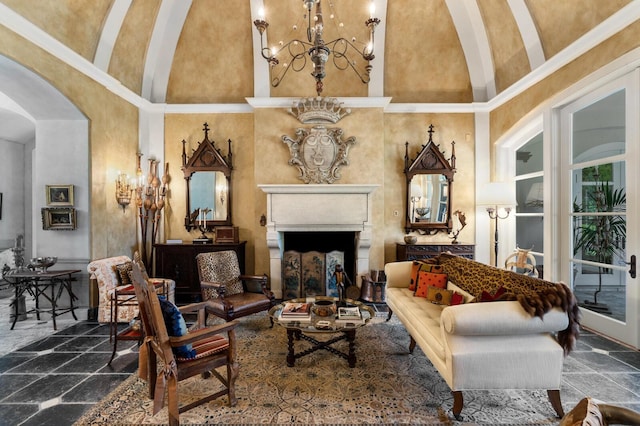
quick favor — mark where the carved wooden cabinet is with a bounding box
[396,242,475,261]
[154,242,246,304]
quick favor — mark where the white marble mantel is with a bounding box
[259,184,379,298]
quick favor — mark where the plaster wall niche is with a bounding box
[259,184,378,299]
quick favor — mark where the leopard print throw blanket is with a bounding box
[437,253,580,355]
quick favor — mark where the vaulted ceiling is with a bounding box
[0,0,637,142]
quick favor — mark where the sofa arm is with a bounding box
[441,301,569,336]
[384,261,414,288]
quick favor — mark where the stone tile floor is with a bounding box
[0,292,639,425]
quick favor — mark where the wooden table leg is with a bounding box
[345,329,356,368]
[287,329,296,367]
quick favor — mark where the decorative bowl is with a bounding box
[404,235,418,244]
[312,300,336,317]
[30,256,57,273]
[415,207,430,218]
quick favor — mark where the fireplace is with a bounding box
[259,184,379,299]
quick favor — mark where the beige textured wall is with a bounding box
[0,26,140,260]
[491,20,640,145]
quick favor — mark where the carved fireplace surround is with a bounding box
[259,184,379,299]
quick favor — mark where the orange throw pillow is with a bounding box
[414,270,448,297]
[409,261,443,291]
[426,286,453,305]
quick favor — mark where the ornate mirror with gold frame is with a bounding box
[404,124,456,234]
[182,123,233,231]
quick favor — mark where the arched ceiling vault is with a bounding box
[0,0,637,112]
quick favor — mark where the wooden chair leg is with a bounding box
[167,377,180,426]
[547,389,564,418]
[452,391,463,420]
[409,336,416,353]
[147,348,157,400]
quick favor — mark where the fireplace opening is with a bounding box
[282,231,357,298]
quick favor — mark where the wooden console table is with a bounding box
[154,242,246,304]
[396,242,475,261]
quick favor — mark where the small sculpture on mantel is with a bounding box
[449,210,467,244]
[333,264,353,306]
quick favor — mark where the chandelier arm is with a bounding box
[270,43,310,88]
[326,38,372,83]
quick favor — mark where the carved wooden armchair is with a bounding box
[130,263,239,426]
[196,250,275,325]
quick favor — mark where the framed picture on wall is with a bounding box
[41,207,77,230]
[46,184,74,206]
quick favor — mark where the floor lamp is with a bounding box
[478,183,517,267]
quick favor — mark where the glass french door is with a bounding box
[560,71,639,348]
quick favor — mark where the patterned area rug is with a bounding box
[74,313,560,425]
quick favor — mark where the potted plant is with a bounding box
[573,169,626,313]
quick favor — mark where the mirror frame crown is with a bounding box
[182,123,233,231]
[404,124,456,234]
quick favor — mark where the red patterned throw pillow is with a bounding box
[410,261,444,291]
[415,270,448,297]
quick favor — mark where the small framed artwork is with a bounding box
[42,207,77,230]
[46,184,74,206]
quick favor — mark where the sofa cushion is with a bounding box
[426,286,453,305]
[409,261,442,291]
[415,270,448,297]
[115,262,133,285]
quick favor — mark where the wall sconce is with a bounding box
[115,171,134,210]
[477,182,517,267]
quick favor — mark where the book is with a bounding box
[337,306,361,320]
[281,302,312,317]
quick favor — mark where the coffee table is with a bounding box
[269,296,375,368]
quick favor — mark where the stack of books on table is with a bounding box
[335,306,364,326]
[279,302,312,324]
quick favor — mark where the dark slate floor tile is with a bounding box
[0,374,43,401]
[563,373,640,402]
[54,336,106,352]
[610,351,640,370]
[91,338,137,353]
[3,374,86,403]
[84,324,111,336]
[570,351,639,373]
[579,334,633,352]
[20,402,94,426]
[0,353,34,373]
[16,336,75,352]
[53,352,114,373]
[53,322,101,336]
[62,374,131,402]
[98,352,139,374]
[0,403,39,426]
[9,352,81,374]
[562,355,597,374]
[606,372,640,395]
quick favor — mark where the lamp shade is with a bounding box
[477,182,517,207]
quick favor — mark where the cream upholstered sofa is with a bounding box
[87,255,175,323]
[385,254,579,420]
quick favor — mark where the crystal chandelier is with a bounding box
[253,0,380,95]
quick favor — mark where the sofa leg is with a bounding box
[452,391,463,420]
[386,309,393,321]
[409,336,416,353]
[547,389,564,418]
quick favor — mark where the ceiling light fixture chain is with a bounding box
[254,0,380,95]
